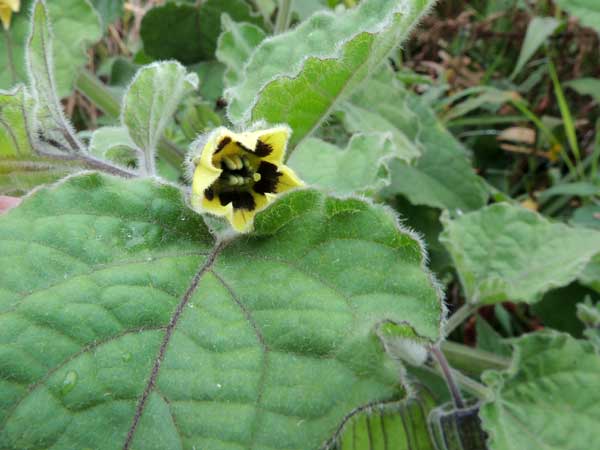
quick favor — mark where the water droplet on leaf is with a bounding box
[61,370,78,396]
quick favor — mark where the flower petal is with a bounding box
[231,208,257,233]
[276,166,304,193]
[191,163,221,207]
[258,126,291,164]
[0,5,13,29]
[201,194,231,217]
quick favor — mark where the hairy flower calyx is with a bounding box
[0,0,19,30]
[190,126,303,232]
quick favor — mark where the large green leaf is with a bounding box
[0,0,102,97]
[121,61,198,175]
[226,0,434,146]
[289,133,395,194]
[440,203,600,304]
[140,0,261,65]
[555,0,600,33]
[345,69,488,212]
[0,173,443,449]
[480,331,600,450]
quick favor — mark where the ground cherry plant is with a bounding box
[1,0,600,449]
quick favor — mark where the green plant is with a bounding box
[1,0,599,449]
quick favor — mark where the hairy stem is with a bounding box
[430,345,465,409]
[274,0,293,34]
[444,303,477,337]
[442,340,510,376]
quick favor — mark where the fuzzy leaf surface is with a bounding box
[27,1,84,151]
[0,0,101,97]
[0,85,76,195]
[226,0,434,146]
[480,332,600,450]
[440,203,600,304]
[0,86,34,157]
[0,173,443,449]
[289,134,395,194]
[215,16,266,88]
[88,126,138,168]
[346,70,488,212]
[121,62,198,175]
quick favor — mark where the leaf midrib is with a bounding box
[122,240,225,449]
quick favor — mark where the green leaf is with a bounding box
[293,0,331,22]
[389,197,452,277]
[571,204,600,230]
[565,77,600,104]
[121,61,198,175]
[481,331,600,450]
[289,133,395,194]
[339,75,421,161]
[576,298,600,349]
[331,393,437,449]
[140,0,261,64]
[226,0,434,146]
[140,3,203,65]
[193,61,226,103]
[0,86,35,157]
[539,181,600,200]
[555,0,600,34]
[88,126,138,168]
[0,82,75,195]
[216,15,267,88]
[0,157,74,196]
[353,72,488,211]
[531,282,597,337]
[27,0,84,152]
[580,254,600,293]
[510,17,560,79]
[90,0,124,28]
[0,173,443,449]
[440,203,600,304]
[476,316,511,357]
[0,0,102,98]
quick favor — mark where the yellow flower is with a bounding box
[190,126,303,233]
[0,0,19,30]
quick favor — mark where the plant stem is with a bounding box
[75,70,186,170]
[274,0,293,34]
[430,345,465,409]
[76,70,121,118]
[442,340,510,376]
[450,367,493,401]
[444,303,476,337]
